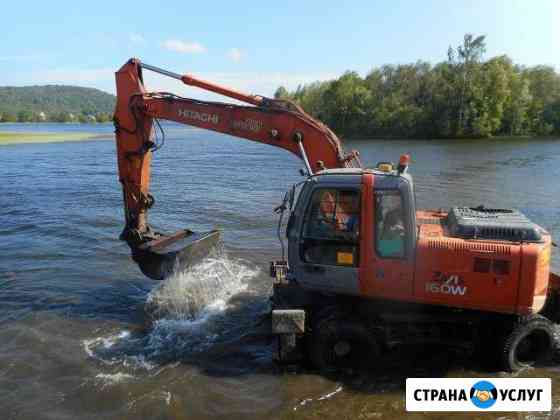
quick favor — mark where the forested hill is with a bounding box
[276,34,560,139]
[0,85,115,123]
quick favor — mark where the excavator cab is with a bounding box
[284,162,417,298]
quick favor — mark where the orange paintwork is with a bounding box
[180,74,263,106]
[359,173,415,299]
[358,204,553,315]
[142,97,346,168]
[414,210,523,314]
[115,59,553,317]
[359,173,374,295]
[114,58,360,239]
[114,59,153,233]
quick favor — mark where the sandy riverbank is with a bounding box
[0,131,108,145]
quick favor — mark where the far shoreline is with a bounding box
[343,134,556,142]
[0,131,108,145]
[1,123,557,146]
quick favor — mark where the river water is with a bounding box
[1,123,559,419]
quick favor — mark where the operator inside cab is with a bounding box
[302,189,360,266]
[316,190,360,239]
[375,191,405,257]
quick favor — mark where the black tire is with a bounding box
[501,315,556,372]
[309,315,380,371]
[540,290,560,323]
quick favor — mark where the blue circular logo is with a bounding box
[470,381,498,409]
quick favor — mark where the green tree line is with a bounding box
[0,85,115,123]
[275,34,560,138]
[0,110,113,123]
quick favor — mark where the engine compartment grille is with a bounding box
[446,206,543,242]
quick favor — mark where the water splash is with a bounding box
[294,385,344,411]
[146,247,254,321]
[94,372,135,389]
[83,250,260,373]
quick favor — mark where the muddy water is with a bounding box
[1,124,559,419]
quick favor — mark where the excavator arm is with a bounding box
[114,58,361,279]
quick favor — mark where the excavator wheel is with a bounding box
[500,315,557,372]
[540,289,560,323]
[309,313,380,371]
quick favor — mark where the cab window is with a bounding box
[375,190,406,258]
[301,188,360,266]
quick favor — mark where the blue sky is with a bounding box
[1,0,558,98]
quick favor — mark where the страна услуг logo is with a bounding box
[470,380,498,409]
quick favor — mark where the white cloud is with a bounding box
[227,48,243,62]
[129,33,145,44]
[162,39,206,54]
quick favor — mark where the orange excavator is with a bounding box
[114,59,360,280]
[114,58,560,372]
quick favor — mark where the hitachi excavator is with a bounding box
[114,58,560,372]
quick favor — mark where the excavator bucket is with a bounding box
[132,230,221,280]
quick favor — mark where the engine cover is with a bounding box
[447,206,543,242]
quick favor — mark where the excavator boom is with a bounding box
[114,58,361,279]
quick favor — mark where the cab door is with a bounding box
[359,173,415,300]
[290,180,363,296]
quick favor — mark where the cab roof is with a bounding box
[314,167,403,177]
[311,167,414,189]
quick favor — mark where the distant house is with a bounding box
[38,112,46,121]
